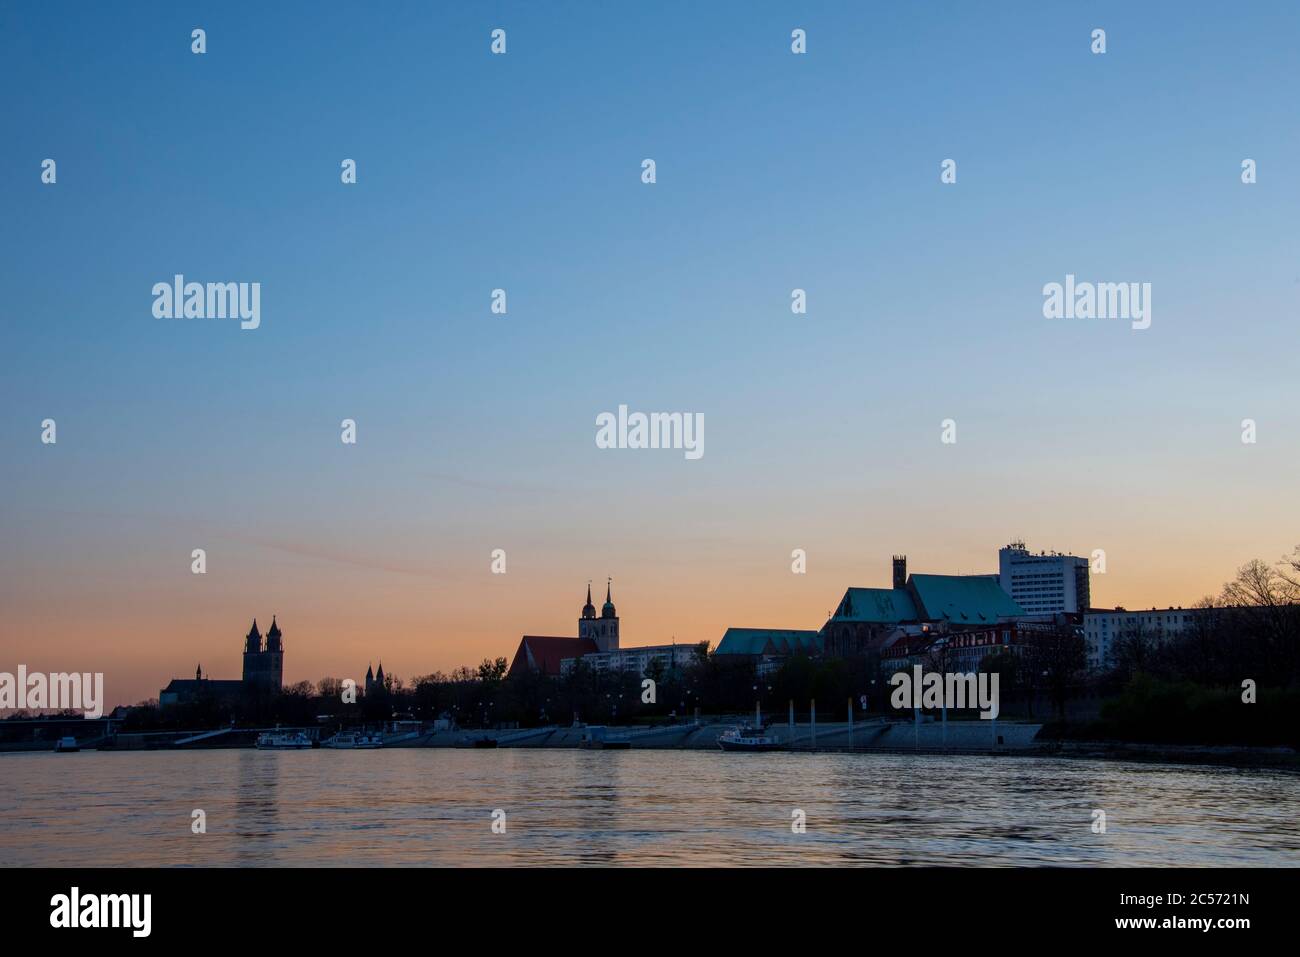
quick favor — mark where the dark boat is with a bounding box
[717,725,784,752]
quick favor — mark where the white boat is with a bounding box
[322,731,383,749]
[717,725,784,752]
[255,731,313,750]
[54,736,80,753]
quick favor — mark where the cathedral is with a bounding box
[364,662,386,695]
[508,581,619,677]
[507,581,697,679]
[159,616,284,707]
[242,616,285,690]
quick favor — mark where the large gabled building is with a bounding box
[820,556,1026,658]
[159,665,244,708]
[712,556,1029,672]
[509,635,600,677]
[714,628,823,675]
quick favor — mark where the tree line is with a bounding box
[117,549,1298,745]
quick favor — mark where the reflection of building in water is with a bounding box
[233,747,281,866]
[160,617,285,707]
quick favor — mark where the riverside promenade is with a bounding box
[395,718,1046,752]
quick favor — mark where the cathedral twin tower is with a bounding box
[229,587,613,695]
[579,580,620,653]
[242,616,284,690]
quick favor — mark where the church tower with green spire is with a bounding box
[578,579,619,653]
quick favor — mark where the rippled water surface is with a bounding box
[1,750,1296,866]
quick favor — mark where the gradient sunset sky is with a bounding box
[2,1,1298,709]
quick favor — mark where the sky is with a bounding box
[2,1,1298,709]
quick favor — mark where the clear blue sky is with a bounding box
[2,1,1298,705]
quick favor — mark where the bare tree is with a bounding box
[1220,557,1300,682]
[1023,623,1087,721]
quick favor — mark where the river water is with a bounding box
[1,749,1296,866]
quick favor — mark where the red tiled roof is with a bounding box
[508,635,599,677]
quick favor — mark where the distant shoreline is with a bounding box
[6,718,1296,769]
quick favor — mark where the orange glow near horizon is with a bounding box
[1,529,1281,710]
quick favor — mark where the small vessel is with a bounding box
[322,731,383,749]
[54,736,80,753]
[472,737,498,749]
[255,731,313,750]
[717,725,784,752]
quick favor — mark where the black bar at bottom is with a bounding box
[0,867,1281,942]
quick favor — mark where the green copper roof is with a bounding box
[715,628,822,656]
[909,574,1024,622]
[832,588,919,624]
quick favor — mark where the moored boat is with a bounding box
[717,725,784,752]
[255,731,313,750]
[322,731,384,749]
[54,736,80,753]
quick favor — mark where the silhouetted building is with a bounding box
[509,579,665,676]
[713,628,822,676]
[159,663,242,708]
[511,635,599,676]
[578,580,620,652]
[243,616,284,690]
[160,616,285,707]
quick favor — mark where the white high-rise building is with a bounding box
[998,542,1090,615]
